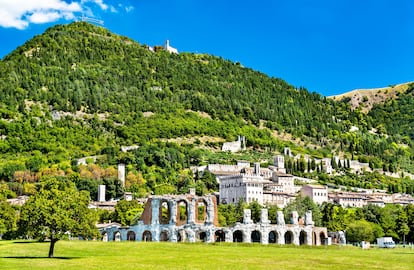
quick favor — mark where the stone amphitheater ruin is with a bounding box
[98,194,328,245]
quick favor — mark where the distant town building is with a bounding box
[301,184,328,205]
[222,136,246,153]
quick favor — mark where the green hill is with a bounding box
[0,22,413,195]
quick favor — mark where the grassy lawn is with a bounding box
[0,240,413,270]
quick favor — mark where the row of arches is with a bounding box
[159,199,208,225]
[111,230,326,245]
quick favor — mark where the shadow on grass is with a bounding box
[3,256,79,260]
[12,241,40,244]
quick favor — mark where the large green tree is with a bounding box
[0,196,17,239]
[18,177,98,258]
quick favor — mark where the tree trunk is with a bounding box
[48,238,58,258]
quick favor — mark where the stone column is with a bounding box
[151,199,160,225]
[243,230,250,243]
[260,209,270,224]
[306,229,313,245]
[170,229,178,242]
[305,211,314,225]
[170,200,177,225]
[187,229,195,243]
[290,211,298,225]
[293,230,300,245]
[261,228,269,245]
[188,198,196,224]
[206,198,214,224]
[225,229,232,242]
[277,211,285,225]
[243,209,253,224]
[277,230,284,245]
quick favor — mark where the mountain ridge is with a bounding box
[328,82,414,112]
[0,21,413,190]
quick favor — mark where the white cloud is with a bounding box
[109,5,118,13]
[28,11,61,24]
[0,0,128,30]
[125,5,134,13]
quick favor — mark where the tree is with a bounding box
[19,177,98,258]
[113,199,143,226]
[346,220,377,242]
[396,208,409,245]
[0,196,17,239]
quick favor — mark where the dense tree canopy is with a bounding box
[18,177,98,257]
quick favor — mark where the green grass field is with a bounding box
[0,240,413,270]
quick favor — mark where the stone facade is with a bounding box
[218,160,296,207]
[221,136,246,153]
[98,194,328,246]
[301,184,328,205]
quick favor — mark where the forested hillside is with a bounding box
[0,22,413,197]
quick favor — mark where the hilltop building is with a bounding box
[164,40,178,53]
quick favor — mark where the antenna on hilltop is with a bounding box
[80,15,104,26]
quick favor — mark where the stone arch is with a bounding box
[102,232,108,242]
[160,230,169,241]
[320,231,327,245]
[284,231,293,244]
[159,199,171,224]
[299,230,308,245]
[114,231,121,241]
[233,230,243,242]
[196,199,207,224]
[176,200,188,226]
[251,230,261,243]
[268,231,278,244]
[215,230,226,242]
[197,231,207,242]
[143,230,152,242]
[127,231,136,241]
[177,230,187,242]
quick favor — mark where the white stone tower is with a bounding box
[98,185,106,202]
[274,155,286,173]
[118,163,125,187]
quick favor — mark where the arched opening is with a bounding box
[102,232,108,242]
[251,230,261,243]
[284,231,293,244]
[300,230,307,245]
[233,230,243,242]
[160,230,169,241]
[313,232,317,245]
[198,231,207,242]
[159,200,170,224]
[143,230,152,242]
[196,199,207,223]
[320,231,327,245]
[269,231,278,244]
[177,230,186,242]
[127,231,136,241]
[215,230,225,242]
[114,232,121,241]
[176,200,188,226]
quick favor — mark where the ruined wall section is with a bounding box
[141,198,153,225]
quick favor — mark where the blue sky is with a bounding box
[0,0,413,96]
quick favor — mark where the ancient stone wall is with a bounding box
[99,194,327,246]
